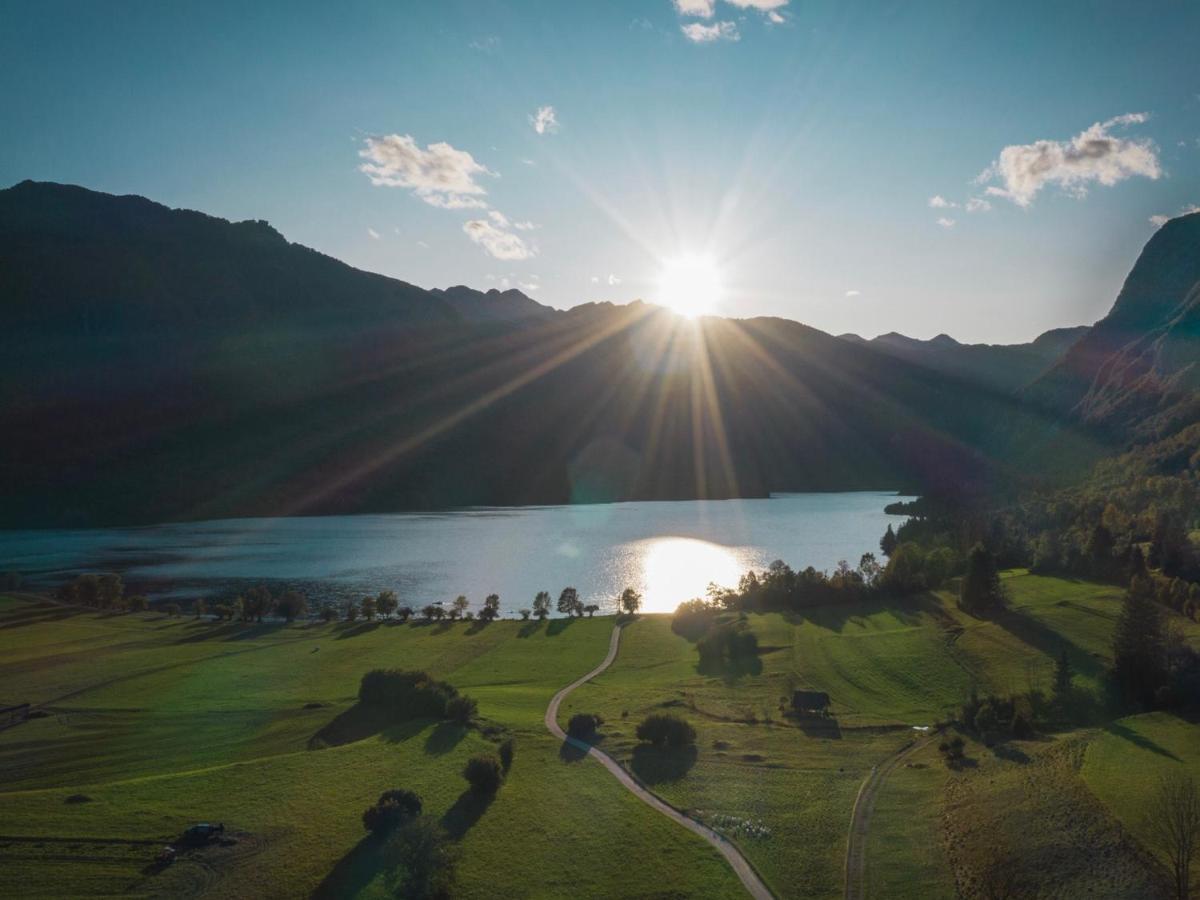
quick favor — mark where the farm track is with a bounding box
[544,623,774,900]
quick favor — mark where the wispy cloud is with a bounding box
[469,36,500,52]
[965,196,992,213]
[844,289,861,297]
[674,0,715,15]
[681,20,739,42]
[530,105,559,135]
[463,219,536,260]
[936,217,956,228]
[359,134,493,209]
[367,227,381,240]
[725,0,788,11]
[979,113,1160,207]
[1149,203,1200,227]
[928,195,957,209]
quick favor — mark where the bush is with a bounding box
[362,789,423,834]
[358,670,460,721]
[498,738,514,772]
[463,753,503,795]
[446,695,477,725]
[567,713,603,740]
[672,599,720,640]
[696,625,758,666]
[636,713,696,749]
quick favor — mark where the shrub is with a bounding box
[362,789,423,834]
[567,713,603,740]
[358,669,459,720]
[463,753,503,795]
[498,738,514,772]
[636,713,696,749]
[446,695,477,725]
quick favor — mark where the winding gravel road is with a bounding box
[544,624,773,900]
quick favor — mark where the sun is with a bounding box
[655,253,723,318]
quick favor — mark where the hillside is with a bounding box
[1026,211,1200,435]
[0,181,1097,527]
[840,326,1090,395]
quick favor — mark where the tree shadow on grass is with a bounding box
[696,654,763,683]
[335,621,382,640]
[558,732,605,763]
[312,833,388,900]
[630,744,698,785]
[309,704,426,749]
[424,722,466,755]
[1104,720,1181,761]
[991,742,1031,764]
[790,714,843,740]
[546,617,575,636]
[440,789,495,840]
[517,619,544,638]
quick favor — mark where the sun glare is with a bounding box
[639,537,746,612]
[655,254,723,318]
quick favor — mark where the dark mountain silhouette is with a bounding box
[0,181,1126,527]
[1025,211,1200,437]
[839,326,1090,395]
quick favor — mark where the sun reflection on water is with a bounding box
[637,536,750,613]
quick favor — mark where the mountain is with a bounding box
[839,326,1090,395]
[0,181,1103,527]
[1025,211,1200,436]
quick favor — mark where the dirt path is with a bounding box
[544,624,774,900]
[843,734,937,900]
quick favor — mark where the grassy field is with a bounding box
[2,571,1198,899]
[0,595,743,899]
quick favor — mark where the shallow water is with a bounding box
[0,492,908,615]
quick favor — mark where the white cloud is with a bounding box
[1149,204,1200,228]
[367,227,381,240]
[725,0,788,10]
[607,274,622,285]
[936,217,956,228]
[965,196,992,213]
[590,275,600,284]
[767,10,785,23]
[928,195,957,209]
[513,220,537,231]
[674,0,715,15]
[844,289,861,298]
[469,36,500,52]
[530,105,559,135]
[416,239,429,248]
[488,210,510,228]
[359,134,493,209]
[979,113,1161,207]
[518,277,541,292]
[681,21,739,42]
[463,219,536,260]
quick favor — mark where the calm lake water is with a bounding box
[0,493,909,615]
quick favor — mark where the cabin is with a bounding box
[791,690,831,717]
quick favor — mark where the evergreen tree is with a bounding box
[959,543,1004,614]
[1085,522,1116,579]
[880,524,898,557]
[1113,577,1166,705]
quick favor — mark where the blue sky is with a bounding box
[2,0,1198,342]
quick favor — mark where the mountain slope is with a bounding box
[0,181,1102,527]
[839,326,1090,395]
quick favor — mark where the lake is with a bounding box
[0,492,908,615]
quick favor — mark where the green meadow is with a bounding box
[1,571,1198,899]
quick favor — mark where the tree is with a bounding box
[376,590,398,618]
[959,543,1005,614]
[362,789,423,834]
[396,605,414,622]
[583,604,599,617]
[1144,773,1200,900]
[635,713,696,749]
[883,542,926,595]
[420,604,438,621]
[361,595,377,620]
[1085,522,1116,578]
[244,585,272,622]
[386,816,458,899]
[194,598,207,619]
[619,587,642,616]
[275,590,307,622]
[1113,577,1166,705]
[463,754,503,795]
[97,573,124,610]
[557,587,579,617]
[858,552,883,587]
[518,608,532,620]
[880,524,898,557]
[532,591,551,620]
[446,695,477,724]
[75,574,100,607]
[163,602,182,617]
[479,594,501,622]
[452,595,469,620]
[319,604,338,623]
[498,738,514,772]
[127,594,149,612]
[346,601,360,622]
[567,713,603,740]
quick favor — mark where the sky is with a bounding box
[2,0,1198,343]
